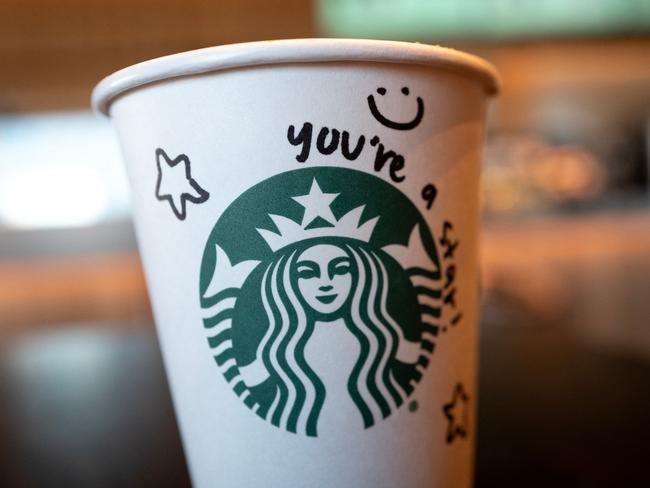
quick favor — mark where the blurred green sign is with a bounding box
[317,0,650,40]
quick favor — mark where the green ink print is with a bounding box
[199,167,442,436]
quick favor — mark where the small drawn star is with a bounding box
[155,148,209,221]
[442,382,470,444]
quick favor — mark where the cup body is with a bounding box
[94,39,498,488]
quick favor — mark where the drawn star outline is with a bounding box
[155,148,209,221]
[442,382,470,444]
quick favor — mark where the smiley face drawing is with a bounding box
[367,86,424,131]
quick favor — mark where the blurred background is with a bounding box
[1,1,649,487]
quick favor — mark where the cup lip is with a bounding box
[92,38,500,116]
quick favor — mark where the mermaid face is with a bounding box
[295,244,353,316]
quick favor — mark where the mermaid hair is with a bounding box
[343,244,410,428]
[254,239,413,436]
[256,251,325,436]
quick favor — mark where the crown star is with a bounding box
[256,177,379,252]
[292,179,339,227]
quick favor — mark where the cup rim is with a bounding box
[92,38,500,116]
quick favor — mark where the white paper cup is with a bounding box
[93,39,499,488]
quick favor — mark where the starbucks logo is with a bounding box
[199,167,442,436]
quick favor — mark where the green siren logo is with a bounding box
[199,167,441,436]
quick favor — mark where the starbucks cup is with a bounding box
[93,39,499,488]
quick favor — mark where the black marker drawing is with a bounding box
[286,122,405,182]
[439,220,463,332]
[367,86,424,131]
[421,183,438,210]
[155,148,209,221]
[442,382,469,444]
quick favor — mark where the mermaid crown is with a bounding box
[256,178,379,252]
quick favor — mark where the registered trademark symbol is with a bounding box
[409,400,419,412]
